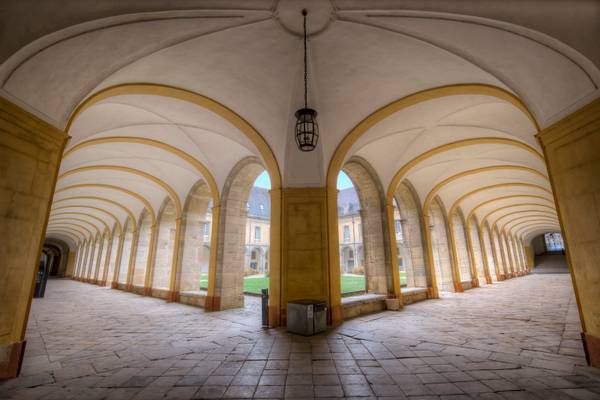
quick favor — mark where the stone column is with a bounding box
[537,97,600,367]
[111,232,125,288]
[143,223,159,296]
[100,236,113,286]
[167,217,183,302]
[125,229,139,291]
[446,214,465,292]
[65,251,76,277]
[0,96,67,378]
[284,188,331,323]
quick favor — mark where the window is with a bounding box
[203,222,210,242]
[544,233,564,252]
[254,226,261,241]
[395,219,403,241]
[357,223,361,241]
[343,225,350,242]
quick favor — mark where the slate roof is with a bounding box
[338,188,360,216]
[247,187,271,219]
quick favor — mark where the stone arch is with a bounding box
[451,207,473,284]
[151,197,177,297]
[177,180,213,297]
[117,218,135,286]
[342,157,393,296]
[393,179,428,290]
[214,157,265,310]
[428,197,455,293]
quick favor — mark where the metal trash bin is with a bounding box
[286,299,327,335]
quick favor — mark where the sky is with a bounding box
[337,171,354,190]
[253,170,354,190]
[253,171,271,189]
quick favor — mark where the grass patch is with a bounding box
[199,272,407,294]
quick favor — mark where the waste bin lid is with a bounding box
[288,299,327,306]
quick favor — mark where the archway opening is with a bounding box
[337,171,366,296]
[393,182,428,291]
[243,171,271,296]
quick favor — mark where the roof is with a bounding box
[247,187,270,219]
[338,188,360,217]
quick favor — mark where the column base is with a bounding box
[205,295,220,311]
[485,276,493,284]
[471,278,479,288]
[330,304,343,326]
[125,284,133,292]
[111,282,118,289]
[269,305,281,328]
[166,291,179,303]
[143,286,152,296]
[0,341,26,379]
[453,281,464,292]
[582,332,600,368]
[427,287,439,299]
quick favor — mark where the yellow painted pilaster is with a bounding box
[537,97,600,366]
[0,95,67,378]
[268,189,282,327]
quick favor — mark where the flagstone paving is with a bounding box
[2,273,600,399]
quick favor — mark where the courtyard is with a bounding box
[1,271,599,399]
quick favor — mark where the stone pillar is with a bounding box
[92,237,104,284]
[284,188,331,323]
[0,96,67,378]
[537,98,600,367]
[143,223,159,296]
[100,236,113,286]
[65,251,76,277]
[167,217,183,302]
[111,233,125,288]
[125,229,139,291]
[446,218,462,293]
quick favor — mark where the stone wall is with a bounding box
[0,96,67,378]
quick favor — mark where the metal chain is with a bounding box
[303,10,308,109]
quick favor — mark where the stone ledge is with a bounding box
[179,290,208,308]
[342,293,386,319]
[401,287,428,305]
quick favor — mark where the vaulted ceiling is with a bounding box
[2,0,597,249]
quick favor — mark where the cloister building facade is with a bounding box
[1,0,600,380]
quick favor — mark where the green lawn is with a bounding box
[199,272,407,294]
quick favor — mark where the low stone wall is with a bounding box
[151,288,169,300]
[342,294,386,319]
[179,291,207,308]
[401,288,428,305]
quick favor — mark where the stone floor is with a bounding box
[2,273,600,400]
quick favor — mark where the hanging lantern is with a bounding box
[295,107,319,151]
[294,9,319,152]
